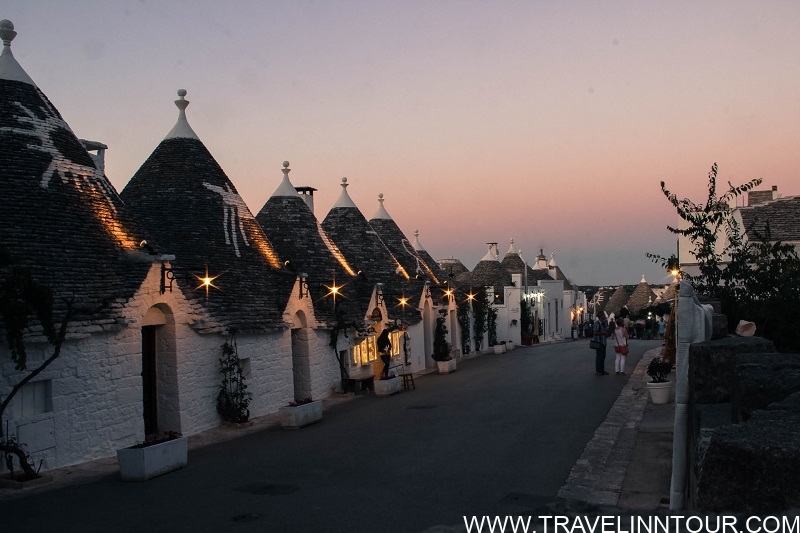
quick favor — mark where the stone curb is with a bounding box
[557,347,661,506]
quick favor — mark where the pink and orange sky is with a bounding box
[6,1,800,285]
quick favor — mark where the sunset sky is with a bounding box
[6,1,799,285]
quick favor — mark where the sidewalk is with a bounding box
[557,347,674,511]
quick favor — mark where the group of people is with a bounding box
[591,311,630,376]
[622,315,666,340]
[583,315,666,341]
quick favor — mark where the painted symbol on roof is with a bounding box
[203,182,251,258]
[0,99,120,208]
[401,238,426,276]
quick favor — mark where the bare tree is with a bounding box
[0,247,72,480]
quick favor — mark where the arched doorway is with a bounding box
[291,310,312,401]
[141,304,179,435]
[448,309,458,356]
[423,299,433,368]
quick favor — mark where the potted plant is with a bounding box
[117,431,187,481]
[279,397,323,429]
[646,357,672,404]
[433,315,456,373]
[493,340,506,354]
[216,331,252,426]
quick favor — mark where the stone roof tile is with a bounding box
[1,77,151,326]
[121,136,295,332]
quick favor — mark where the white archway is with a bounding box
[141,303,180,434]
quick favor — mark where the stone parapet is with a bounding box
[694,392,800,513]
[689,336,776,404]
[732,353,800,421]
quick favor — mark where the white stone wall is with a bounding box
[404,322,427,372]
[538,279,565,340]
[0,263,300,472]
[2,332,136,471]
[307,328,341,400]
[492,275,523,345]
[234,331,293,417]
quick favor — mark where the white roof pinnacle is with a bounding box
[640,275,647,283]
[164,89,200,140]
[507,238,515,255]
[0,20,36,85]
[481,243,499,262]
[331,177,358,208]
[412,230,425,251]
[549,253,557,267]
[371,193,392,220]
[271,160,300,197]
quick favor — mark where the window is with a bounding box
[389,331,403,356]
[11,380,52,419]
[352,336,377,366]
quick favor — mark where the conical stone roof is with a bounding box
[626,276,657,314]
[0,20,150,325]
[321,178,422,324]
[121,91,295,332]
[604,285,631,317]
[590,288,613,315]
[465,245,512,292]
[501,251,525,274]
[655,282,679,304]
[437,258,469,277]
[411,230,448,283]
[256,163,358,324]
[368,194,442,285]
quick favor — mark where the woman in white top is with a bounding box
[613,318,630,375]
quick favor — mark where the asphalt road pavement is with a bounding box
[0,339,662,533]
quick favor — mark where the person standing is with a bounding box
[613,318,630,375]
[592,311,612,375]
[376,329,392,380]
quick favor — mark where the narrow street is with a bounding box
[1,340,661,532]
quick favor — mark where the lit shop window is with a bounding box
[11,380,53,418]
[352,336,377,366]
[389,331,403,356]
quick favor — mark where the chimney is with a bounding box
[79,139,108,172]
[295,186,317,214]
[747,185,778,207]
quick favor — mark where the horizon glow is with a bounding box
[5,1,799,285]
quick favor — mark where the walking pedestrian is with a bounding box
[613,318,629,375]
[592,311,612,375]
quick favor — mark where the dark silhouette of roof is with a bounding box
[739,195,800,243]
[368,195,442,285]
[321,180,422,324]
[255,163,359,324]
[437,257,469,278]
[626,277,657,314]
[410,230,448,283]
[1,26,150,326]
[501,250,541,287]
[655,282,679,304]
[589,288,613,315]
[121,93,295,332]
[458,243,511,298]
[604,285,631,317]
